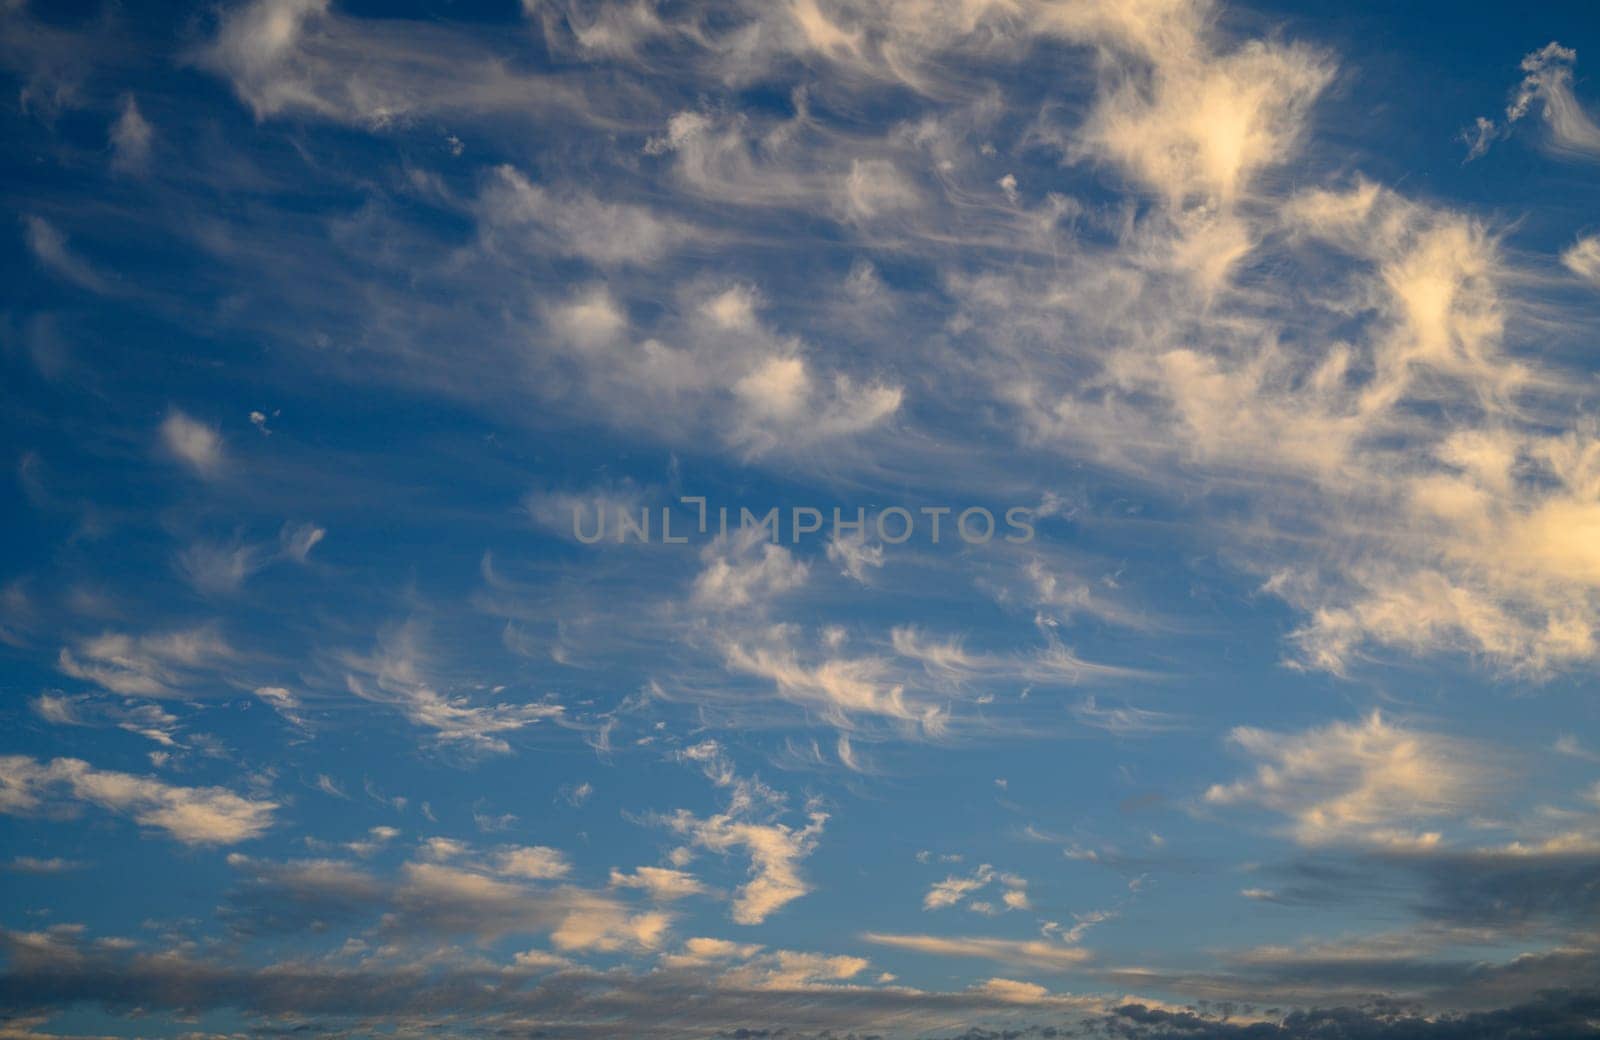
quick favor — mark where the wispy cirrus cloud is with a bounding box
[1467,42,1600,161]
[342,623,564,754]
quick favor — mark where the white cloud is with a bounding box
[22,215,111,293]
[1562,235,1600,285]
[254,686,308,729]
[683,811,824,925]
[31,693,180,747]
[479,165,694,266]
[176,539,268,595]
[199,0,587,127]
[721,624,941,734]
[691,527,809,611]
[730,356,903,458]
[546,284,628,348]
[662,797,827,925]
[491,845,572,880]
[826,530,884,583]
[279,523,326,563]
[861,932,1090,970]
[109,94,153,174]
[4,856,84,875]
[1204,712,1491,849]
[976,977,1051,1003]
[57,626,234,699]
[609,866,707,901]
[523,480,650,545]
[390,861,672,951]
[159,411,225,478]
[1067,24,1332,207]
[547,888,672,952]
[533,273,902,458]
[839,158,921,222]
[0,755,276,845]
[924,864,995,910]
[923,864,1029,914]
[1070,696,1182,737]
[719,948,871,990]
[343,625,563,754]
[1507,43,1600,159]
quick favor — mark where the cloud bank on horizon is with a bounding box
[3,0,1600,1037]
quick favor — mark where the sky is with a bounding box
[3,1,1600,1037]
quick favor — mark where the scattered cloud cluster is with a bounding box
[5,0,1600,1037]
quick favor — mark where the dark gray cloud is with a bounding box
[1249,843,1600,938]
[1400,847,1600,931]
[1086,990,1600,1040]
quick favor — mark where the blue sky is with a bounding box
[3,1,1600,1037]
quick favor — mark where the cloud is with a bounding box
[862,931,1091,971]
[7,3,1600,1033]
[279,522,326,562]
[225,849,670,953]
[254,686,308,729]
[716,948,871,990]
[729,353,903,457]
[977,977,1052,1003]
[175,525,324,595]
[924,864,996,910]
[720,624,942,734]
[1505,43,1600,159]
[664,806,826,925]
[1066,23,1332,206]
[655,758,826,926]
[892,625,1140,689]
[478,165,696,266]
[175,538,269,595]
[31,693,181,747]
[0,922,1127,1038]
[313,826,401,858]
[1562,235,1600,285]
[523,480,651,544]
[609,866,708,901]
[839,157,921,222]
[109,94,152,174]
[0,756,276,845]
[491,845,572,880]
[531,279,902,459]
[1069,695,1183,737]
[158,410,225,478]
[83,0,1596,690]
[397,861,669,950]
[705,617,1136,741]
[343,624,564,754]
[197,0,595,128]
[3,856,83,875]
[923,864,1029,914]
[21,216,111,293]
[691,527,809,611]
[1204,713,1491,849]
[1092,990,1600,1039]
[991,168,1599,675]
[56,625,234,699]
[826,529,884,583]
